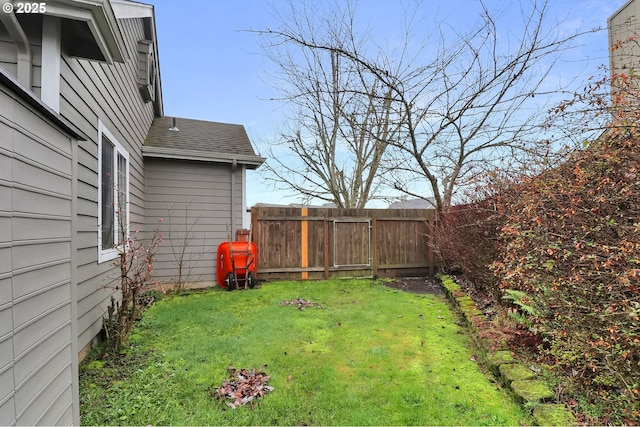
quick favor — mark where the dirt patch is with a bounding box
[280,298,324,310]
[504,329,547,354]
[382,276,444,295]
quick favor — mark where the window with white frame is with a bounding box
[98,120,129,263]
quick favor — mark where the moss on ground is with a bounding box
[511,379,555,402]
[439,274,576,425]
[533,403,577,426]
[486,350,515,367]
[499,363,537,383]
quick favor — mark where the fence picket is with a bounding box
[251,206,438,280]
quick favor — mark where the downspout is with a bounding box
[0,0,32,88]
[231,159,237,237]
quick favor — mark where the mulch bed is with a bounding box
[382,276,444,294]
[447,274,546,357]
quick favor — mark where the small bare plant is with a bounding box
[166,201,205,292]
[103,211,164,352]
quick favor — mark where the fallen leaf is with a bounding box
[211,367,274,409]
[281,297,323,310]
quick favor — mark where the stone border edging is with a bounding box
[439,274,577,426]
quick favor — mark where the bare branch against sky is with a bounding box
[254,0,601,211]
[150,0,621,207]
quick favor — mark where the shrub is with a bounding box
[434,175,511,301]
[103,224,164,352]
[491,134,640,423]
[434,203,497,296]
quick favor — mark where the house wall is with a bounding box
[144,158,244,286]
[0,83,76,425]
[609,0,640,74]
[0,4,163,425]
[59,16,155,352]
[0,7,156,355]
[0,15,43,96]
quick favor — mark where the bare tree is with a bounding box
[258,0,593,213]
[259,1,400,208]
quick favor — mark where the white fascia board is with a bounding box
[0,66,86,140]
[609,0,635,26]
[148,12,163,116]
[142,146,266,168]
[111,0,163,115]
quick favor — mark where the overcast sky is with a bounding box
[146,0,624,208]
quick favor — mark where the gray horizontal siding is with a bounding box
[0,11,155,355]
[145,159,243,286]
[59,16,155,352]
[0,83,74,425]
[0,16,42,95]
[609,0,640,74]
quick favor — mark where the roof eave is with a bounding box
[111,0,163,116]
[0,67,87,140]
[142,146,266,169]
[46,0,128,63]
[608,0,634,26]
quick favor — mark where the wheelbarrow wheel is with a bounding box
[226,272,236,291]
[247,271,256,289]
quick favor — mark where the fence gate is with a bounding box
[333,219,371,267]
[251,206,437,280]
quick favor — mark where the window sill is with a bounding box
[98,247,119,264]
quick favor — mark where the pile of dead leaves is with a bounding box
[211,366,274,409]
[280,297,323,310]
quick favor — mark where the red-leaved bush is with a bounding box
[435,62,640,423]
[491,133,640,423]
[434,197,502,300]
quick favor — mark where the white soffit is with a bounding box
[45,0,126,63]
[111,0,153,19]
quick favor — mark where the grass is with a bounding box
[80,278,531,425]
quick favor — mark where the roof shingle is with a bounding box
[144,116,264,167]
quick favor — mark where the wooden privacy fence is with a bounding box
[250,206,438,280]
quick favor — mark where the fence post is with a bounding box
[371,212,378,279]
[428,210,435,276]
[301,207,308,280]
[323,217,329,279]
[251,207,258,244]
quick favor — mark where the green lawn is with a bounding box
[80,279,530,425]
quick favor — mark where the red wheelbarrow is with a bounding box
[216,241,258,290]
